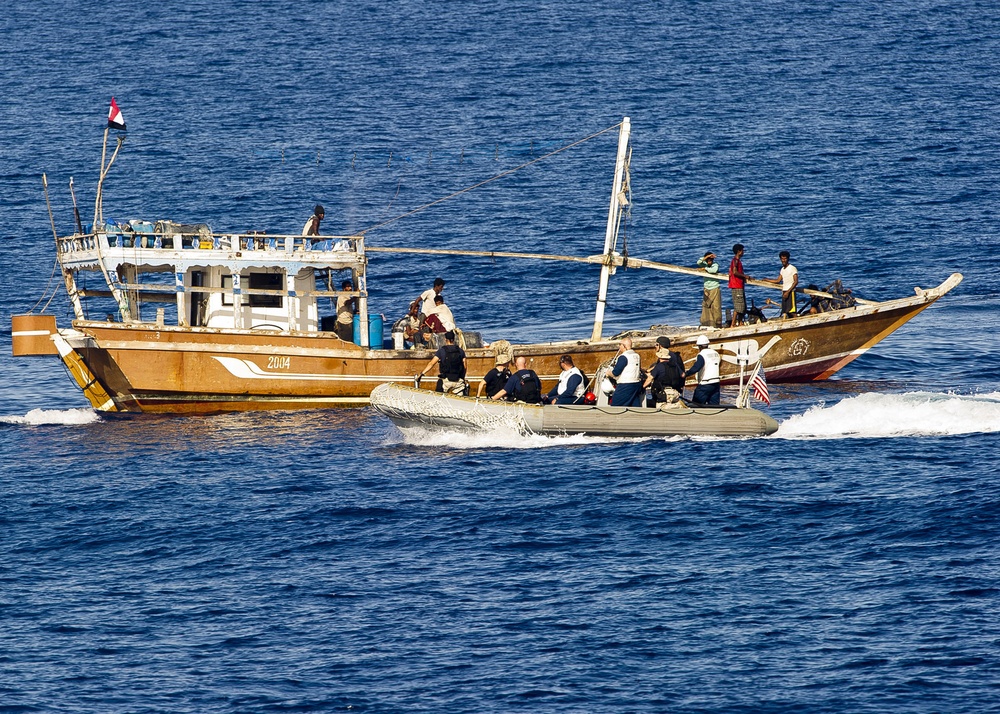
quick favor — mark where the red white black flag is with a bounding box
[107,97,126,131]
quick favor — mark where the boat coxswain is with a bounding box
[683,335,721,405]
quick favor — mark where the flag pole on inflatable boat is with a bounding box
[591,116,631,341]
[736,340,752,407]
[739,360,755,408]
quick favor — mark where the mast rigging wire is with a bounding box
[358,121,623,235]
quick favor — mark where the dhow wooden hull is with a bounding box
[38,273,960,414]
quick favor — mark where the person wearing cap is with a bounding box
[477,356,512,399]
[683,335,722,405]
[609,337,644,407]
[417,330,466,395]
[728,243,751,327]
[543,354,586,405]
[302,204,325,236]
[643,336,686,406]
[391,302,422,349]
[697,251,723,328]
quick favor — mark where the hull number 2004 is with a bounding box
[267,356,291,370]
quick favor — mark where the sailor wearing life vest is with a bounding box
[544,354,586,404]
[683,334,722,405]
[610,337,644,406]
[416,330,467,395]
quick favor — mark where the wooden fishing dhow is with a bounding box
[13,116,962,414]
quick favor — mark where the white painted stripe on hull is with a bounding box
[212,356,345,381]
[210,356,438,383]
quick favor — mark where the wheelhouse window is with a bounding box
[221,272,284,308]
[248,272,283,308]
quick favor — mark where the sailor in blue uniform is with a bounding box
[610,337,644,406]
[683,335,722,405]
[544,354,586,404]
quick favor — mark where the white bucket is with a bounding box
[392,332,405,350]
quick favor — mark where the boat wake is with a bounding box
[0,408,100,426]
[393,425,649,449]
[776,391,1000,440]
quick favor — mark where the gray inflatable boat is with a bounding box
[370,383,778,438]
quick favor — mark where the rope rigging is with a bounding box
[358,121,624,235]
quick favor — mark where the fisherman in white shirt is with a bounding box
[413,277,446,318]
[764,250,799,318]
[423,294,456,333]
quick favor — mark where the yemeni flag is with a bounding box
[107,97,126,131]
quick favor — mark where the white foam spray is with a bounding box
[776,391,1000,440]
[395,425,650,450]
[0,408,100,426]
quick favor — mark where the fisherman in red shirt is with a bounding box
[728,243,751,327]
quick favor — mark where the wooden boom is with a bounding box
[365,245,877,305]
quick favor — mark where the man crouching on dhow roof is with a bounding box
[302,204,324,236]
[417,330,467,395]
[683,335,722,405]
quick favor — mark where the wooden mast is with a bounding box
[591,117,631,341]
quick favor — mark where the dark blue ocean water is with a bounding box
[2,1,1000,711]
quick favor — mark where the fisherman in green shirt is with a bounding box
[697,251,722,328]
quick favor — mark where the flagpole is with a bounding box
[740,360,760,409]
[93,98,130,320]
[739,356,746,407]
[94,125,110,231]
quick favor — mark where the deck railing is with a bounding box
[56,230,361,257]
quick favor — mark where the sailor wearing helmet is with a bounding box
[683,335,722,405]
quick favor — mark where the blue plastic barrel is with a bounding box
[352,313,384,348]
[369,314,384,348]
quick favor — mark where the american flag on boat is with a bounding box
[749,362,770,406]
